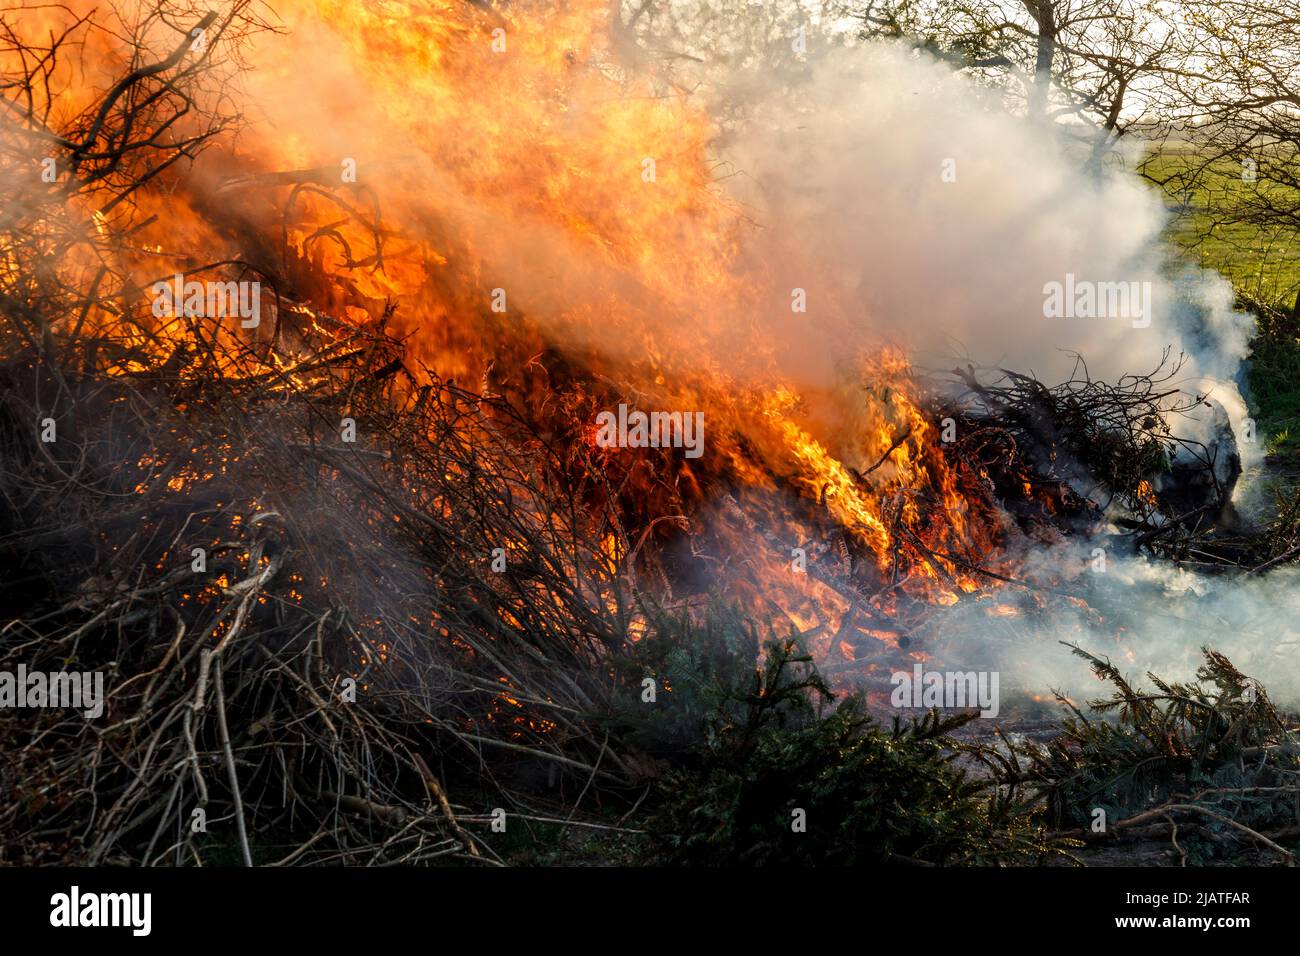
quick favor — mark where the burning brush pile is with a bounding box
[0,0,1297,866]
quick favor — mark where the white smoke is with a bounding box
[722,41,1257,465]
[921,540,1300,708]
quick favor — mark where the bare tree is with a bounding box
[853,0,1191,162]
[1138,0,1300,312]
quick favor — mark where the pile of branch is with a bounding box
[948,352,1246,561]
[0,326,653,864]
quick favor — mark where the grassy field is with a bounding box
[1144,147,1300,302]
[1142,146,1300,453]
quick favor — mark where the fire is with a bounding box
[1,0,1018,679]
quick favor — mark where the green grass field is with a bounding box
[1142,146,1300,453]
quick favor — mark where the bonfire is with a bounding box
[0,0,1295,870]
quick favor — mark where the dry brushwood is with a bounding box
[0,330,668,864]
[949,352,1253,563]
